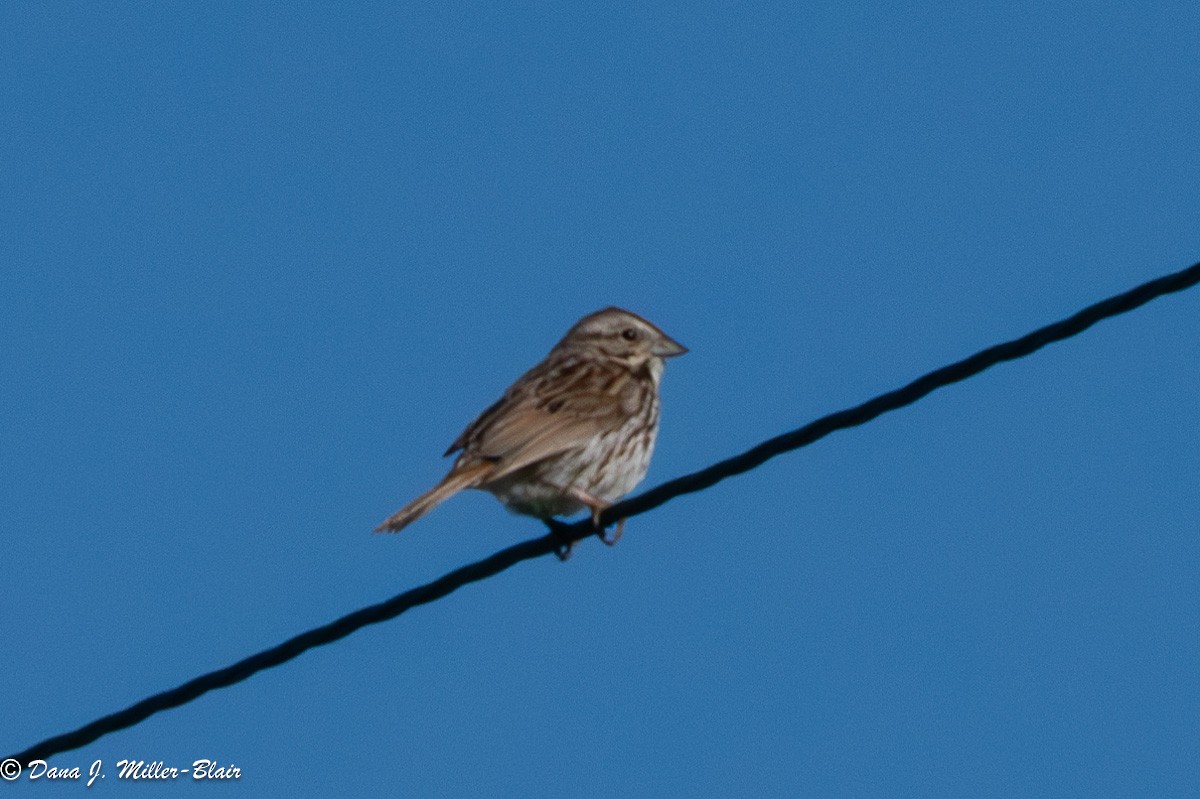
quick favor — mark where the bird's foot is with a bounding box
[598,518,626,547]
[586,502,625,546]
[571,488,625,547]
[545,518,576,562]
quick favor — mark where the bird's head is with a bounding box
[556,307,687,369]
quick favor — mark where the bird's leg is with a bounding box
[568,488,625,546]
[544,518,575,561]
[604,518,627,547]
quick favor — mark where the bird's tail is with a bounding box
[374,462,493,533]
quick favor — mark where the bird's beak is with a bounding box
[653,335,688,358]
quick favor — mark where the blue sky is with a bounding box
[3,2,1198,796]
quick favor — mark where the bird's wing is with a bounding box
[472,404,612,482]
[447,363,638,482]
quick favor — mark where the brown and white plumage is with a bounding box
[375,307,686,544]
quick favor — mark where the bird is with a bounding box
[375,307,686,556]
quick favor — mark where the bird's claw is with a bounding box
[592,514,626,547]
[546,519,575,562]
[547,508,625,559]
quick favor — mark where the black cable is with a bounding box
[9,260,1200,764]
[601,260,1200,525]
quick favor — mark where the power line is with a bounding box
[9,260,1200,764]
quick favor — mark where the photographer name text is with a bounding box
[1,757,241,785]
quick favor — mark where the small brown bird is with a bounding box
[376,307,686,552]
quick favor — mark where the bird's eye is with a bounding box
[621,328,639,341]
